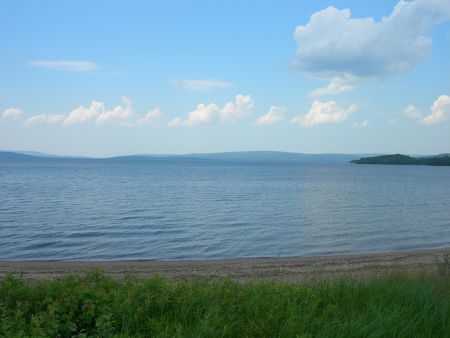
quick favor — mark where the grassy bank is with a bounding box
[1,270,450,337]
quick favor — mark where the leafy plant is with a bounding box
[1,271,449,337]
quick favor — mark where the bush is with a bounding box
[1,271,449,337]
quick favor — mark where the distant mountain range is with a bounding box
[1,150,377,163]
[111,151,381,163]
[0,151,88,159]
[1,150,449,164]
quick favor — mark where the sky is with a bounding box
[0,0,449,157]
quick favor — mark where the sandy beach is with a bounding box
[1,248,449,282]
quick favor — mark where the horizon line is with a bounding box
[2,149,449,160]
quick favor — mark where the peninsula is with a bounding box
[351,154,450,166]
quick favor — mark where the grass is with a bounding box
[1,270,450,337]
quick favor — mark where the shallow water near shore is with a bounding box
[1,157,450,260]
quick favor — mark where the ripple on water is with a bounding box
[1,159,450,260]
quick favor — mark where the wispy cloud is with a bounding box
[29,60,101,72]
[25,114,65,126]
[403,104,422,119]
[353,119,370,128]
[387,118,397,125]
[171,79,232,91]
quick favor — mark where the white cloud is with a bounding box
[25,114,65,126]
[184,103,218,126]
[167,117,184,127]
[168,94,253,127]
[168,103,219,127]
[403,104,422,118]
[294,0,450,93]
[2,108,22,120]
[292,100,358,127]
[63,97,133,126]
[308,76,356,97]
[63,101,105,126]
[353,119,370,128]
[96,97,133,124]
[21,97,156,128]
[137,108,163,125]
[421,95,450,125]
[29,60,100,71]
[257,106,285,125]
[171,79,232,91]
[219,94,254,122]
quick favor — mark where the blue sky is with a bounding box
[0,0,449,157]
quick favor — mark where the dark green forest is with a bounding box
[352,154,450,166]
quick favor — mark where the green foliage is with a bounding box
[1,271,450,337]
[351,154,450,166]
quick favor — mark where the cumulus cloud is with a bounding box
[2,108,22,120]
[353,119,370,128]
[257,106,285,125]
[219,94,254,122]
[308,76,356,97]
[96,97,133,124]
[168,94,253,127]
[421,95,450,125]
[137,108,163,125]
[403,104,422,118]
[24,98,134,127]
[171,79,232,91]
[29,60,100,71]
[294,0,450,94]
[292,100,358,127]
[168,103,219,127]
[25,114,65,126]
[63,101,105,126]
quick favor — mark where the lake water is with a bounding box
[1,157,450,260]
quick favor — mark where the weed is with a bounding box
[0,271,449,337]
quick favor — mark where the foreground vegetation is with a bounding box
[351,154,450,166]
[1,271,450,337]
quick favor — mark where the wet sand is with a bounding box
[1,248,449,283]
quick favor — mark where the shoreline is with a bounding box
[1,247,449,282]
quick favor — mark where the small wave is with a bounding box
[120,215,164,221]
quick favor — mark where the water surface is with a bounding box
[1,158,449,260]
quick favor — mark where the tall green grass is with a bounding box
[1,270,449,337]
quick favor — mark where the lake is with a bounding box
[1,157,449,260]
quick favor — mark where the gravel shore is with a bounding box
[1,248,449,282]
